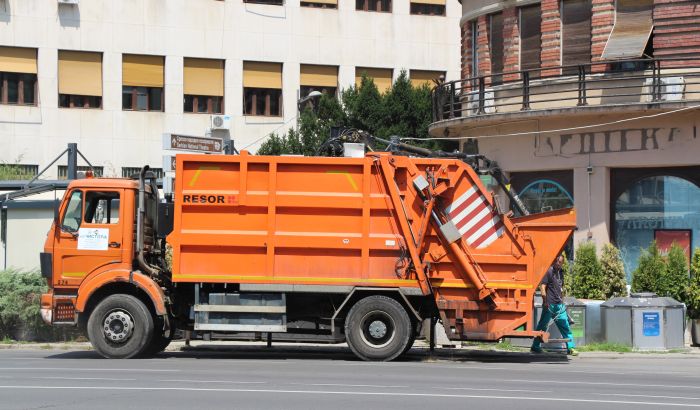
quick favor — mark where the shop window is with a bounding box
[410,2,445,16]
[520,4,541,76]
[184,58,224,114]
[301,0,337,8]
[614,175,700,279]
[489,12,504,84]
[519,179,574,213]
[356,0,391,13]
[58,51,103,109]
[122,54,164,112]
[0,47,38,106]
[562,0,592,74]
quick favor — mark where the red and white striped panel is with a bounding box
[445,186,504,249]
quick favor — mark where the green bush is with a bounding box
[687,248,700,319]
[662,243,689,303]
[570,241,605,299]
[0,269,50,341]
[600,243,628,298]
[631,241,665,295]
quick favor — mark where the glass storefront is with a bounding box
[519,179,574,213]
[614,175,700,280]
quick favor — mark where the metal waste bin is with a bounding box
[602,292,685,350]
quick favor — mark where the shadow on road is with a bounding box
[44,345,570,364]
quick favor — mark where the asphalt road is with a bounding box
[1,345,700,410]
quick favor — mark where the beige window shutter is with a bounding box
[300,64,338,87]
[355,67,393,93]
[410,70,443,88]
[602,0,653,60]
[411,0,445,5]
[305,0,337,4]
[184,58,224,96]
[58,51,102,96]
[243,62,283,89]
[0,46,37,74]
[123,54,164,87]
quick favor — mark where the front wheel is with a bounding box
[344,295,412,361]
[87,294,154,359]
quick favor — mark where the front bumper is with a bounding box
[40,291,78,325]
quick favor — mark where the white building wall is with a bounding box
[0,0,461,177]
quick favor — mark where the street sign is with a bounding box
[162,133,223,154]
[163,155,176,172]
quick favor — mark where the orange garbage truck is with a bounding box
[39,149,575,361]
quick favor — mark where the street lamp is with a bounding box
[297,90,323,114]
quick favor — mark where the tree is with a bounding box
[256,70,452,156]
[662,243,689,302]
[570,241,605,299]
[600,243,628,298]
[631,241,665,294]
[687,248,700,319]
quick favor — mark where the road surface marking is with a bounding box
[0,385,698,407]
[595,393,700,401]
[160,379,266,384]
[504,379,700,390]
[287,383,408,388]
[437,387,551,393]
[0,375,135,381]
[0,367,178,372]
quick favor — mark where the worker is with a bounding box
[531,254,578,356]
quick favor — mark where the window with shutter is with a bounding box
[520,4,541,77]
[562,0,592,74]
[489,12,504,84]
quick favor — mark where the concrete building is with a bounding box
[0,0,460,269]
[430,0,700,277]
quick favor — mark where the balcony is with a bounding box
[430,58,700,136]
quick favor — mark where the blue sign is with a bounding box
[643,312,660,337]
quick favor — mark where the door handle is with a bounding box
[109,242,121,248]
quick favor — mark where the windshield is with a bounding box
[61,190,83,232]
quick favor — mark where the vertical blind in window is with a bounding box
[355,67,393,93]
[58,51,102,96]
[122,54,164,87]
[300,64,338,87]
[0,46,37,74]
[184,58,224,96]
[562,0,592,68]
[409,70,443,88]
[243,62,283,89]
[489,13,504,82]
[520,4,542,74]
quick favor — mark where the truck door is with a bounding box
[53,189,125,288]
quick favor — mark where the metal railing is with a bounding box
[432,57,700,122]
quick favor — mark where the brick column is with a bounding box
[502,6,520,81]
[462,20,474,81]
[591,0,615,72]
[541,0,562,76]
[477,15,492,83]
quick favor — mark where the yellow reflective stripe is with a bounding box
[430,279,533,290]
[63,272,86,278]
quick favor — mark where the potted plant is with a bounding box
[688,249,700,346]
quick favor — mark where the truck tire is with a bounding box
[141,316,173,357]
[87,294,154,359]
[345,295,412,361]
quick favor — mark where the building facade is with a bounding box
[430,0,700,276]
[0,0,460,270]
[0,0,460,178]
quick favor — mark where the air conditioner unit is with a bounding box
[465,90,495,114]
[58,0,79,4]
[643,76,685,102]
[210,114,231,131]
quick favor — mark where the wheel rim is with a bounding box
[102,309,135,344]
[359,310,395,348]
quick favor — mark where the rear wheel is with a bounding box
[87,294,154,359]
[345,295,412,361]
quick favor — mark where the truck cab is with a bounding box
[40,171,170,358]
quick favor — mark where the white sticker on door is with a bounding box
[77,228,109,250]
